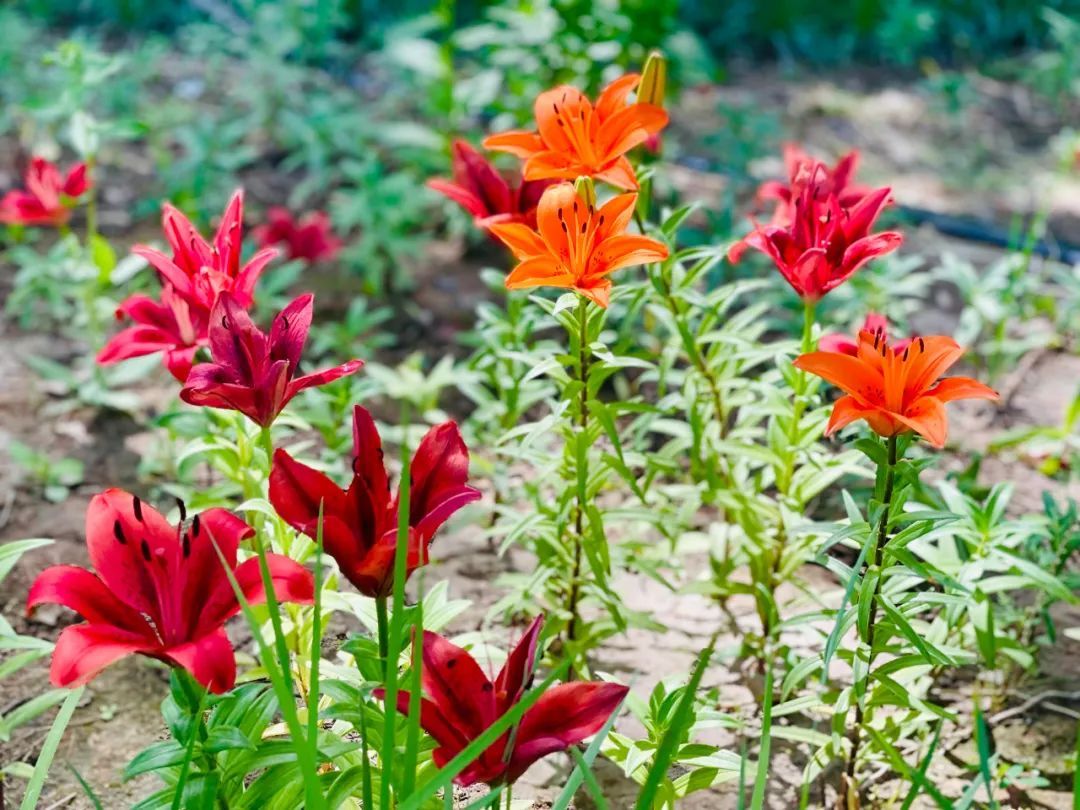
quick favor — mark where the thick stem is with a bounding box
[564,295,591,679]
[843,434,900,801]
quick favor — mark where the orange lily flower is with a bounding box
[483,73,668,191]
[489,183,669,308]
[794,329,998,448]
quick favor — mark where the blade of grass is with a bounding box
[381,403,412,810]
[973,706,998,810]
[749,660,774,810]
[307,503,325,766]
[19,686,83,810]
[170,680,208,810]
[461,786,505,809]
[1073,719,1079,810]
[570,746,609,810]
[208,536,326,810]
[67,765,103,810]
[358,698,374,810]
[551,694,626,810]
[897,721,948,810]
[634,632,718,810]
[398,659,570,810]
[402,575,424,797]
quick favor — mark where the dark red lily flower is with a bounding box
[134,190,276,316]
[26,488,313,692]
[427,140,554,231]
[382,615,628,786]
[819,312,911,357]
[97,285,207,382]
[180,293,362,427]
[755,144,870,225]
[269,404,480,597]
[0,157,91,227]
[728,181,903,301]
[253,207,343,263]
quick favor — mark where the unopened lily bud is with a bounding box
[574,176,597,209]
[639,51,666,107]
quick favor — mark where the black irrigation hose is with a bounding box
[896,205,1080,266]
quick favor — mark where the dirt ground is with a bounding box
[3,67,1080,809]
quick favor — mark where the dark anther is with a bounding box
[873,331,880,349]
[580,222,587,234]
[573,201,578,213]
[579,108,585,120]
[140,539,151,562]
[447,658,457,668]
[557,208,564,221]
[113,520,126,544]
[182,534,191,559]
[176,498,187,522]
[221,316,229,329]
[561,222,568,233]
[902,346,910,361]
[191,514,201,536]
[133,496,144,522]
[598,215,605,226]
[918,337,925,352]
[481,683,494,692]
[557,119,564,126]
[552,103,558,114]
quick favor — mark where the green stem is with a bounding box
[259,425,275,474]
[843,434,900,802]
[563,294,592,680]
[375,594,389,669]
[765,298,817,635]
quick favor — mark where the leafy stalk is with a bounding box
[842,434,901,802]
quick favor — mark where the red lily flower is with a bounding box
[484,73,668,191]
[180,293,362,428]
[97,285,207,382]
[26,488,313,692]
[269,405,481,597]
[134,190,276,316]
[427,140,553,230]
[727,181,903,301]
[382,615,628,786]
[819,312,911,357]
[253,207,343,263]
[795,331,998,447]
[756,144,870,225]
[0,157,90,227]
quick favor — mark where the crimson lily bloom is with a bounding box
[489,183,669,308]
[795,331,998,448]
[97,285,207,382]
[0,157,90,227]
[819,312,911,357]
[383,615,628,786]
[484,73,668,191]
[728,181,902,300]
[427,139,553,230]
[26,488,313,692]
[253,207,343,263]
[756,144,870,225]
[269,405,480,597]
[180,292,362,427]
[134,190,276,315]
